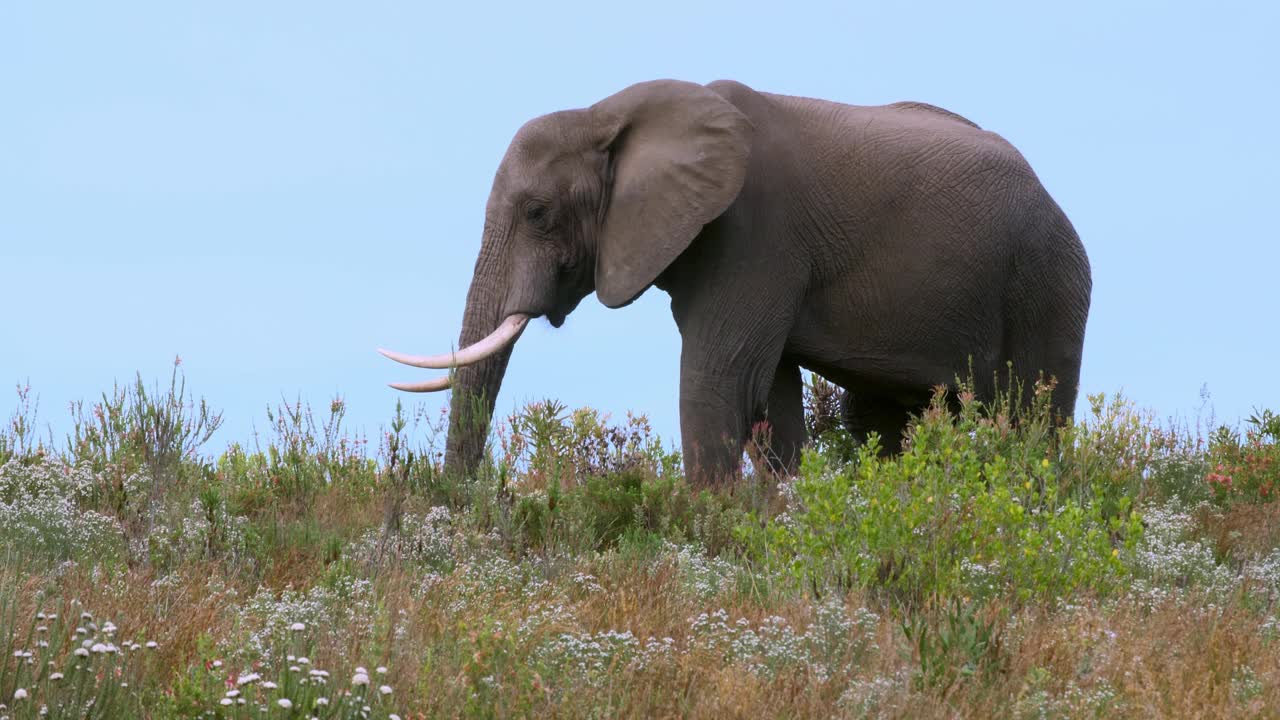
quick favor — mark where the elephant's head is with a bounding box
[379,80,753,480]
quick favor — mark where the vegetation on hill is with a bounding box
[2,363,1278,718]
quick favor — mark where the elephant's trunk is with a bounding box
[377,228,527,480]
[442,244,514,481]
[442,288,517,479]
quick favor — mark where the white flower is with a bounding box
[290,622,306,632]
[277,698,292,709]
[355,666,367,675]
[289,666,301,673]
[220,698,233,706]
[351,672,369,686]
[80,612,92,620]
[101,622,117,634]
[375,666,387,675]
[262,681,278,689]
[14,687,29,700]
[49,673,64,681]
[226,690,240,698]
[211,660,223,668]
[237,673,261,686]
[74,648,89,657]
[145,641,158,649]
[315,697,329,706]
[390,715,401,720]
[378,685,392,696]
[36,626,47,633]
[297,657,310,665]
[90,643,108,654]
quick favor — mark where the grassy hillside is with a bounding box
[2,366,1279,718]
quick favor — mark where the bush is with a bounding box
[1206,409,1280,505]
[741,387,1144,603]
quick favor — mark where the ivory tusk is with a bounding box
[377,313,530,369]
[388,377,452,393]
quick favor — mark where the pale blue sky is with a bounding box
[2,1,1277,449]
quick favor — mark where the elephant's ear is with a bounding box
[590,80,753,308]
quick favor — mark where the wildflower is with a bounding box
[290,622,306,632]
[376,666,387,675]
[36,626,47,633]
[277,698,293,709]
[237,673,261,686]
[220,698,233,706]
[74,648,89,657]
[49,673,63,681]
[81,612,92,620]
[290,666,301,673]
[14,688,29,701]
[351,672,370,686]
[297,657,310,665]
[90,643,108,654]
[212,660,223,668]
[145,641,158,649]
[263,681,278,689]
[379,685,392,696]
[315,697,329,706]
[1041,458,1050,468]
[226,690,240,698]
[390,715,401,720]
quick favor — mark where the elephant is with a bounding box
[379,79,1091,487]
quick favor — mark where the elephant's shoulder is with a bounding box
[885,101,982,130]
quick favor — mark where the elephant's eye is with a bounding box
[524,202,550,225]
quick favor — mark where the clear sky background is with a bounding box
[2,1,1277,450]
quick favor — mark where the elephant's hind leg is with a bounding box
[839,388,930,455]
[747,361,806,477]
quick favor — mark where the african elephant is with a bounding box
[380,79,1091,487]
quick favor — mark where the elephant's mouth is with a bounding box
[548,312,566,328]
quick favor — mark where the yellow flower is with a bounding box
[1024,481,1032,490]
[926,496,934,503]
[1041,458,1050,468]
[1111,548,1120,557]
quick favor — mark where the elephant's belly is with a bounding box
[784,281,1004,392]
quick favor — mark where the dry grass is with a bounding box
[2,379,1279,718]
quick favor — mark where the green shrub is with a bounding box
[741,388,1144,603]
[1206,409,1280,505]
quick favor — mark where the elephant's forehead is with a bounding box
[503,112,590,173]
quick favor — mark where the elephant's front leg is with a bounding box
[678,346,792,487]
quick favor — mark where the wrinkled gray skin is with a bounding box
[442,79,1090,487]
